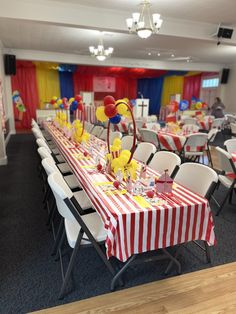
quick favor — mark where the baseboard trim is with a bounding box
[5,130,15,145]
[0,155,8,165]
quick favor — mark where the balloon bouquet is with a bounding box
[96,95,138,180]
[50,94,90,144]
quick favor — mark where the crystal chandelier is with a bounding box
[89,37,114,61]
[126,0,163,39]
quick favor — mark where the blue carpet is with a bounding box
[0,134,236,313]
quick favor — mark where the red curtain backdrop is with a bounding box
[11,61,39,129]
[183,74,202,102]
[73,66,167,101]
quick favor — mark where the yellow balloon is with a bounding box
[54,103,59,109]
[96,106,108,122]
[69,97,75,104]
[57,99,62,105]
[52,96,58,101]
[117,103,127,115]
[123,98,129,103]
[113,138,121,146]
[121,150,131,158]
[119,155,129,166]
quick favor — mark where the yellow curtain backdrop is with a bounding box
[161,76,184,106]
[34,62,60,109]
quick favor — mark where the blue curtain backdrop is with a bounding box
[59,71,74,98]
[137,77,164,115]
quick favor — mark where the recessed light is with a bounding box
[171,54,175,57]
[148,52,151,56]
[157,52,161,56]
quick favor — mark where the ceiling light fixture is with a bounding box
[89,35,113,61]
[126,0,163,39]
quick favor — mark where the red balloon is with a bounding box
[75,94,82,102]
[113,181,120,189]
[62,97,68,104]
[50,99,56,105]
[104,95,115,106]
[78,102,84,111]
[104,104,117,118]
[97,164,103,172]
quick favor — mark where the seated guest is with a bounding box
[210,97,225,118]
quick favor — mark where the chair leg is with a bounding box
[229,189,233,204]
[59,230,84,299]
[216,184,235,216]
[204,241,211,263]
[51,218,64,256]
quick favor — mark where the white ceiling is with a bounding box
[48,0,236,25]
[0,0,236,68]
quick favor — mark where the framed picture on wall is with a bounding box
[93,76,116,92]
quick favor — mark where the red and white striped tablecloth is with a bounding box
[198,118,213,131]
[46,123,216,262]
[158,131,186,151]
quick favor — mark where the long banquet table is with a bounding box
[45,122,216,286]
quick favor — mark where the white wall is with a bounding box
[220,64,236,114]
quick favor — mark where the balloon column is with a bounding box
[72,119,90,144]
[96,95,137,178]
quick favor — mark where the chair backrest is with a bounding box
[37,147,53,160]
[110,131,122,144]
[139,129,159,148]
[207,128,219,142]
[133,142,156,164]
[99,128,107,141]
[224,139,236,154]
[182,124,199,132]
[48,172,75,220]
[205,115,215,121]
[148,151,181,176]
[85,122,94,133]
[184,133,208,151]
[174,163,218,198]
[183,118,197,125]
[42,157,58,176]
[121,135,134,151]
[211,118,224,129]
[91,125,104,137]
[36,138,51,153]
[225,114,236,124]
[215,146,236,173]
[32,127,44,139]
[230,122,236,135]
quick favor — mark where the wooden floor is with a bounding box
[35,262,236,314]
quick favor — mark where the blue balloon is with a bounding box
[109,114,121,124]
[70,100,78,111]
[130,99,136,107]
[179,100,189,111]
[59,104,64,109]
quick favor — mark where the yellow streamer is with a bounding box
[34,62,60,109]
[161,76,184,106]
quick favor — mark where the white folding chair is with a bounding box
[37,147,72,175]
[133,142,156,164]
[181,133,208,164]
[90,125,104,137]
[211,118,224,129]
[109,131,122,144]
[230,122,236,136]
[166,163,218,270]
[183,118,198,125]
[47,172,115,298]
[36,138,63,162]
[215,147,236,216]
[224,139,236,154]
[206,128,219,167]
[148,151,181,178]
[182,124,199,133]
[121,135,135,151]
[98,128,107,141]
[139,128,160,149]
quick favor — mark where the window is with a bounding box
[202,77,219,88]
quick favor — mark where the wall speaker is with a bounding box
[4,54,16,75]
[221,68,230,84]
